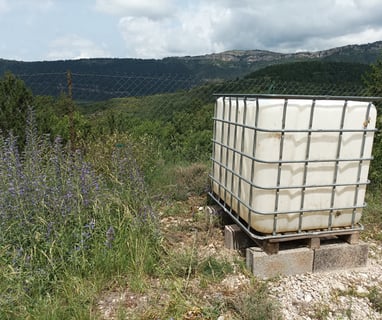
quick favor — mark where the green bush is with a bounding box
[0,111,162,319]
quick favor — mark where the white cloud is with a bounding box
[26,0,54,11]
[4,0,54,12]
[33,0,54,12]
[95,0,175,19]
[118,3,227,58]
[112,0,382,58]
[0,0,9,14]
[312,28,382,51]
[47,34,111,60]
[7,0,380,61]
[118,17,169,58]
[189,0,382,53]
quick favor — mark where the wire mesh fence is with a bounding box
[5,69,382,185]
[18,72,202,101]
[16,71,371,105]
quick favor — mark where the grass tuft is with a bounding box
[362,192,382,241]
[368,286,382,313]
[227,280,282,320]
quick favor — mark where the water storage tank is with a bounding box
[209,94,377,238]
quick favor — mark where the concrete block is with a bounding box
[246,246,314,278]
[224,224,255,250]
[313,242,368,272]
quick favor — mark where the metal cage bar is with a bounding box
[209,175,367,215]
[328,100,348,229]
[208,191,364,241]
[211,140,374,164]
[352,102,373,227]
[247,97,260,232]
[298,99,316,232]
[209,93,379,240]
[237,97,248,221]
[213,93,382,102]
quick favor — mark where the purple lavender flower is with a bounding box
[85,219,95,230]
[105,226,115,248]
[46,221,54,240]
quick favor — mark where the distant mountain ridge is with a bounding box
[171,41,382,80]
[0,41,381,100]
[1,41,381,76]
[180,41,382,65]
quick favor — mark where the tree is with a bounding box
[0,72,33,144]
[363,58,382,98]
[363,58,382,187]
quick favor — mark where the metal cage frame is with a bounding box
[208,94,382,241]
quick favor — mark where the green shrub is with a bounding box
[0,110,162,319]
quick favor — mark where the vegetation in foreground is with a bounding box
[0,111,161,319]
[0,116,282,319]
[0,58,382,319]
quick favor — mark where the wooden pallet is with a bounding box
[258,230,360,255]
[214,200,363,255]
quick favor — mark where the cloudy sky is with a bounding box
[1,0,382,61]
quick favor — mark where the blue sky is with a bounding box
[1,0,382,61]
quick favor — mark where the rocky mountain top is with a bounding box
[181,41,382,65]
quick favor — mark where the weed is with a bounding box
[151,162,209,200]
[199,256,234,281]
[311,302,331,320]
[226,280,282,320]
[368,286,382,313]
[193,206,222,232]
[162,245,199,279]
[362,192,382,241]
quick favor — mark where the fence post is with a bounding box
[66,70,76,151]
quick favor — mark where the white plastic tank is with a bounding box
[210,95,377,235]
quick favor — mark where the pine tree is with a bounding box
[0,72,33,145]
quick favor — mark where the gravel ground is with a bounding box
[97,200,382,319]
[268,240,382,320]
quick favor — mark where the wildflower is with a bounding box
[46,221,54,241]
[105,226,115,248]
[85,219,95,230]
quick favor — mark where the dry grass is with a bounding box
[95,195,281,319]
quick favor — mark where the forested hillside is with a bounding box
[245,61,371,84]
[68,59,375,170]
[0,41,381,100]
